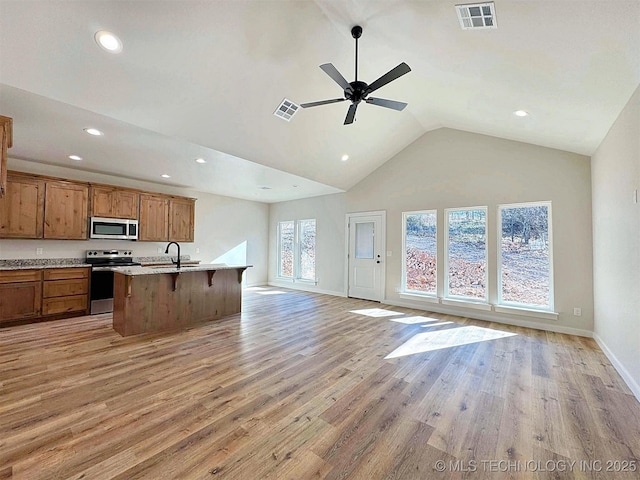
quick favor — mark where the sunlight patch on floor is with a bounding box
[385,325,517,358]
[255,290,288,295]
[420,321,454,328]
[244,286,267,291]
[390,316,442,325]
[349,308,405,318]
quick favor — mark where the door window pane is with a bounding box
[499,204,552,308]
[403,211,437,294]
[355,222,374,259]
[446,208,487,300]
[278,221,294,278]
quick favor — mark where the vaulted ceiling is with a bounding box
[1,1,638,202]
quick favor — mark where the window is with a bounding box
[445,207,487,301]
[402,211,437,295]
[278,219,316,281]
[498,202,553,310]
[278,221,294,278]
[298,219,316,281]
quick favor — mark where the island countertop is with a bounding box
[112,264,252,276]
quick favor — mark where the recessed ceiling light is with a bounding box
[84,127,103,136]
[341,154,349,161]
[195,158,206,164]
[95,30,123,53]
[513,110,529,117]
[68,155,83,161]
[161,174,171,178]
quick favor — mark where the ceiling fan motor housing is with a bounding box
[346,81,369,103]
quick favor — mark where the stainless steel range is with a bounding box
[86,250,140,314]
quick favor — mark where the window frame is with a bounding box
[497,201,554,312]
[444,206,489,303]
[296,218,316,283]
[401,210,437,297]
[277,220,295,279]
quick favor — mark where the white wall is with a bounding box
[269,128,594,335]
[591,85,640,399]
[1,158,269,286]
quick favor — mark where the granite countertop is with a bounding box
[0,258,91,271]
[112,264,252,276]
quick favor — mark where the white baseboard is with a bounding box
[267,281,346,298]
[592,333,640,402]
[383,298,593,338]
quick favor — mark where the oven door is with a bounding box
[90,217,132,240]
[90,268,115,314]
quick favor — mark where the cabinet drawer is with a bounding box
[42,295,87,315]
[0,269,42,284]
[43,278,88,298]
[43,267,90,281]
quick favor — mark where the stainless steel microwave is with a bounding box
[90,217,138,240]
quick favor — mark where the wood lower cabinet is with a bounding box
[0,174,45,238]
[41,267,89,316]
[139,194,169,241]
[169,197,195,242]
[91,186,139,219]
[0,270,42,324]
[44,181,89,239]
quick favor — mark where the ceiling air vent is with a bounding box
[274,98,300,122]
[456,2,497,30]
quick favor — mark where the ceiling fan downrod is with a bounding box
[352,25,362,82]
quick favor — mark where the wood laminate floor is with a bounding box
[1,287,639,479]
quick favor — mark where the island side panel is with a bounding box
[113,269,242,336]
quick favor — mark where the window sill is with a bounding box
[441,298,492,311]
[494,305,559,320]
[295,278,318,285]
[399,292,439,304]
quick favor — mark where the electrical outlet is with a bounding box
[36,248,43,255]
[573,307,582,316]
[196,247,200,254]
[157,247,163,254]
[387,251,392,257]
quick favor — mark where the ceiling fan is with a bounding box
[301,25,411,125]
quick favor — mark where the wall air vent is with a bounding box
[274,98,300,122]
[456,2,497,30]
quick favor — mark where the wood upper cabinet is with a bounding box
[0,115,12,198]
[0,269,42,323]
[139,194,169,241]
[90,186,139,219]
[44,181,89,239]
[169,197,195,242]
[0,174,45,238]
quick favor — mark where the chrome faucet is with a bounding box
[165,242,181,269]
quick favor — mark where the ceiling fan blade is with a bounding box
[344,103,358,125]
[320,63,353,92]
[300,98,346,108]
[365,97,408,111]
[367,62,411,94]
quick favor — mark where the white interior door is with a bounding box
[347,213,385,301]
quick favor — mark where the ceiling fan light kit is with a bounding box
[301,25,411,125]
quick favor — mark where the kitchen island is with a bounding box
[112,264,250,336]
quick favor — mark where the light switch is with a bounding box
[386,251,392,257]
[36,248,43,255]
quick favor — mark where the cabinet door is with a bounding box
[91,186,115,217]
[0,281,42,322]
[114,190,139,219]
[139,194,169,241]
[44,181,89,239]
[0,175,45,238]
[0,116,11,198]
[169,198,195,242]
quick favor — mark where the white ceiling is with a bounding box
[1,0,638,203]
